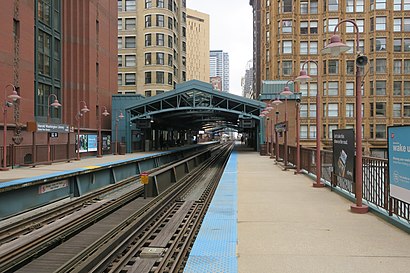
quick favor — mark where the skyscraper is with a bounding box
[186,9,210,83]
[210,50,230,92]
[251,0,410,156]
[117,0,187,97]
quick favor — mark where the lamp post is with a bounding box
[1,84,21,171]
[114,111,124,155]
[271,98,282,162]
[295,94,301,174]
[321,19,368,213]
[75,101,90,161]
[97,106,110,158]
[47,94,62,163]
[280,82,294,167]
[296,60,325,187]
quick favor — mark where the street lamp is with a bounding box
[296,60,325,187]
[321,19,368,213]
[75,101,90,161]
[1,84,21,171]
[280,82,294,167]
[97,106,110,158]
[271,98,282,163]
[47,94,62,163]
[114,111,124,155]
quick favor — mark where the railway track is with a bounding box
[0,143,233,273]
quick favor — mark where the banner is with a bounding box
[332,129,355,181]
[388,126,410,203]
[88,135,97,152]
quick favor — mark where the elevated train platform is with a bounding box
[0,144,409,272]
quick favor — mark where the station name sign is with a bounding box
[37,123,70,133]
[275,122,288,132]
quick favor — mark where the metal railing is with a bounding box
[273,142,409,222]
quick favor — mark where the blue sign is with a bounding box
[88,135,97,152]
[388,126,410,203]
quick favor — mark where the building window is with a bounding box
[281,20,292,33]
[282,40,292,54]
[125,18,136,30]
[168,17,173,29]
[370,102,386,116]
[300,21,308,34]
[300,42,308,55]
[145,90,152,97]
[309,104,317,117]
[156,52,164,65]
[168,54,173,66]
[282,61,293,76]
[168,35,173,48]
[125,55,136,67]
[156,15,165,27]
[405,18,410,31]
[376,59,387,74]
[393,81,402,95]
[328,60,339,74]
[300,125,308,139]
[38,0,51,26]
[328,125,338,139]
[346,82,354,96]
[376,125,386,138]
[394,60,402,74]
[156,71,164,84]
[145,15,151,27]
[168,73,173,85]
[404,81,410,95]
[394,18,402,31]
[145,53,152,65]
[156,33,164,46]
[404,104,410,116]
[125,0,136,11]
[145,34,152,46]
[145,0,152,8]
[324,18,338,33]
[326,103,339,117]
[310,125,317,139]
[118,0,123,11]
[346,60,354,74]
[405,39,410,52]
[376,80,386,95]
[375,38,386,51]
[118,19,122,30]
[118,37,122,49]
[37,30,51,76]
[328,0,339,12]
[346,103,354,117]
[393,103,402,117]
[282,0,293,12]
[325,81,338,96]
[117,74,122,85]
[125,73,136,85]
[300,104,308,117]
[125,37,136,48]
[394,0,401,10]
[376,17,387,31]
[145,72,152,84]
[118,55,122,67]
[300,1,308,14]
[394,39,402,52]
[157,0,164,8]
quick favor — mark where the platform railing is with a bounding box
[273,142,409,222]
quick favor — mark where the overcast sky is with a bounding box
[187,0,253,96]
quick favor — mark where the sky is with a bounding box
[187,0,253,96]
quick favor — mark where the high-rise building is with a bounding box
[0,0,117,165]
[251,0,410,156]
[186,9,210,83]
[249,0,261,99]
[210,50,230,92]
[242,60,254,98]
[117,0,187,97]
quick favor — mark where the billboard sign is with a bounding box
[37,123,69,133]
[332,129,355,181]
[88,135,97,152]
[388,126,410,203]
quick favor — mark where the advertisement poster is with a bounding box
[75,134,88,153]
[88,135,97,152]
[388,126,410,203]
[332,129,355,181]
[102,135,111,151]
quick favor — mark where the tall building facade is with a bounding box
[0,0,117,165]
[186,8,210,83]
[249,0,261,99]
[210,50,230,92]
[117,0,187,97]
[252,0,410,156]
[242,60,254,98]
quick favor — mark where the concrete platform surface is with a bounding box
[237,150,410,273]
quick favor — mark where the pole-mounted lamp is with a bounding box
[75,101,90,161]
[321,19,368,213]
[97,106,110,158]
[1,84,21,171]
[47,94,62,163]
